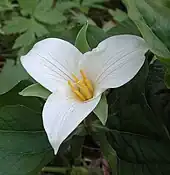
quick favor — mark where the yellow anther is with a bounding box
[72,74,79,82]
[68,70,94,101]
[80,70,93,93]
[77,80,93,100]
[68,81,86,101]
[80,69,87,80]
[84,79,93,93]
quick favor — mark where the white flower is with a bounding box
[21,35,148,154]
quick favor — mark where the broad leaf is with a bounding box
[30,19,48,38]
[105,60,170,174]
[34,0,66,25]
[3,17,30,34]
[0,78,53,174]
[13,19,48,49]
[0,60,29,95]
[123,0,170,58]
[18,0,37,15]
[13,30,35,49]
[0,104,53,175]
[56,1,80,12]
[3,16,48,51]
[0,80,43,112]
[146,61,170,134]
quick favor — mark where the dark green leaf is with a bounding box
[0,105,53,175]
[0,80,43,112]
[105,61,170,174]
[165,69,170,88]
[107,18,140,37]
[0,60,29,95]
[93,133,117,174]
[70,136,84,160]
[146,61,170,135]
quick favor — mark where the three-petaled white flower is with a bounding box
[21,35,148,154]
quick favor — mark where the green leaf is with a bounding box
[0,0,13,11]
[34,0,66,25]
[2,16,48,50]
[93,133,117,174]
[0,60,29,95]
[70,136,84,160]
[0,104,54,175]
[72,12,96,25]
[13,30,35,49]
[104,60,170,174]
[18,0,37,15]
[146,61,170,134]
[3,17,30,34]
[0,80,43,112]
[107,18,140,37]
[123,0,170,58]
[19,83,51,99]
[56,2,80,12]
[35,9,66,25]
[87,25,107,48]
[164,68,170,88]
[93,94,108,125]
[82,0,107,7]
[13,19,48,49]
[75,22,90,53]
[31,19,49,38]
[108,8,128,22]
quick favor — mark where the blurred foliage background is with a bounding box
[0,0,125,60]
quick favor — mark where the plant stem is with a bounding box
[42,166,89,174]
[52,0,57,8]
[42,166,69,174]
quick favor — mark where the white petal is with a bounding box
[80,35,148,89]
[43,92,101,154]
[21,38,82,92]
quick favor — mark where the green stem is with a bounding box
[1,54,17,59]
[42,166,89,174]
[42,166,69,174]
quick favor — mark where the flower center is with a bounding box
[68,70,94,101]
